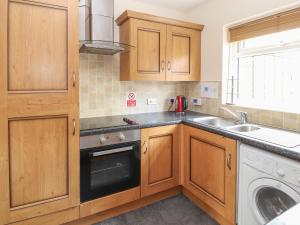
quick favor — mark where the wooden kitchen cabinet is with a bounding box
[166,26,201,81]
[116,10,203,81]
[183,126,237,225]
[141,125,180,197]
[0,0,79,224]
[120,19,167,81]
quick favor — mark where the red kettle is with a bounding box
[175,96,188,113]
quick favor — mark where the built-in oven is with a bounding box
[80,129,140,202]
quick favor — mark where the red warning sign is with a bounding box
[127,92,136,107]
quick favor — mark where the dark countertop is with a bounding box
[80,111,300,161]
[80,111,205,136]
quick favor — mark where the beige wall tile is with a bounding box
[271,111,283,129]
[283,112,298,132]
[298,114,300,132]
[80,54,300,133]
[80,54,186,118]
[258,110,273,126]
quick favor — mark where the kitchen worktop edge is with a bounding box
[80,111,300,161]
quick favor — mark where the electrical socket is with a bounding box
[170,97,176,104]
[191,97,202,105]
[147,98,157,105]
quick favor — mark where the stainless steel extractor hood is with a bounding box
[79,0,130,55]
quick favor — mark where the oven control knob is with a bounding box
[99,135,107,144]
[119,133,125,141]
[277,168,285,177]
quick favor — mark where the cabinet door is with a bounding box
[130,19,167,81]
[166,26,201,81]
[141,125,180,197]
[0,0,79,224]
[183,126,236,225]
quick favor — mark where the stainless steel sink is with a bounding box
[191,117,236,128]
[227,124,261,132]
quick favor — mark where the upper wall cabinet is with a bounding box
[0,0,79,224]
[116,10,204,81]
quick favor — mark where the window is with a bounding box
[226,8,300,113]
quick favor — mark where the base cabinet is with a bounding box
[183,126,237,225]
[141,125,180,197]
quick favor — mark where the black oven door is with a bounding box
[80,141,140,203]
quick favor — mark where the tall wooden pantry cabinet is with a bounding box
[0,0,79,224]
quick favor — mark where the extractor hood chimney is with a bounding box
[79,0,130,55]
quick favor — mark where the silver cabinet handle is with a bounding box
[72,119,76,136]
[143,141,148,154]
[227,153,232,170]
[161,60,165,71]
[167,61,171,71]
[72,72,76,87]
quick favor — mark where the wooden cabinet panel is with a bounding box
[190,138,225,203]
[15,0,68,7]
[79,187,141,218]
[9,117,68,207]
[8,1,68,91]
[183,126,237,225]
[170,34,190,73]
[9,207,79,225]
[125,19,166,81]
[148,135,172,184]
[117,11,203,81]
[141,125,180,197]
[137,29,161,73]
[166,26,201,81]
[0,0,79,224]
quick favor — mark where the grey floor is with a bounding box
[94,194,219,225]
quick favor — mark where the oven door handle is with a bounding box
[91,146,134,157]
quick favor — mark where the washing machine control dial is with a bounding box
[276,168,285,177]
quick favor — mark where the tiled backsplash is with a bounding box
[80,54,300,133]
[186,82,300,133]
[80,54,186,118]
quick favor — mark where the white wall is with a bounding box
[114,0,188,19]
[188,0,300,81]
[113,0,191,41]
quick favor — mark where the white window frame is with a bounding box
[225,35,300,113]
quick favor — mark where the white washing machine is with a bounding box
[238,144,300,225]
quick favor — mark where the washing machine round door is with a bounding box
[248,178,300,224]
